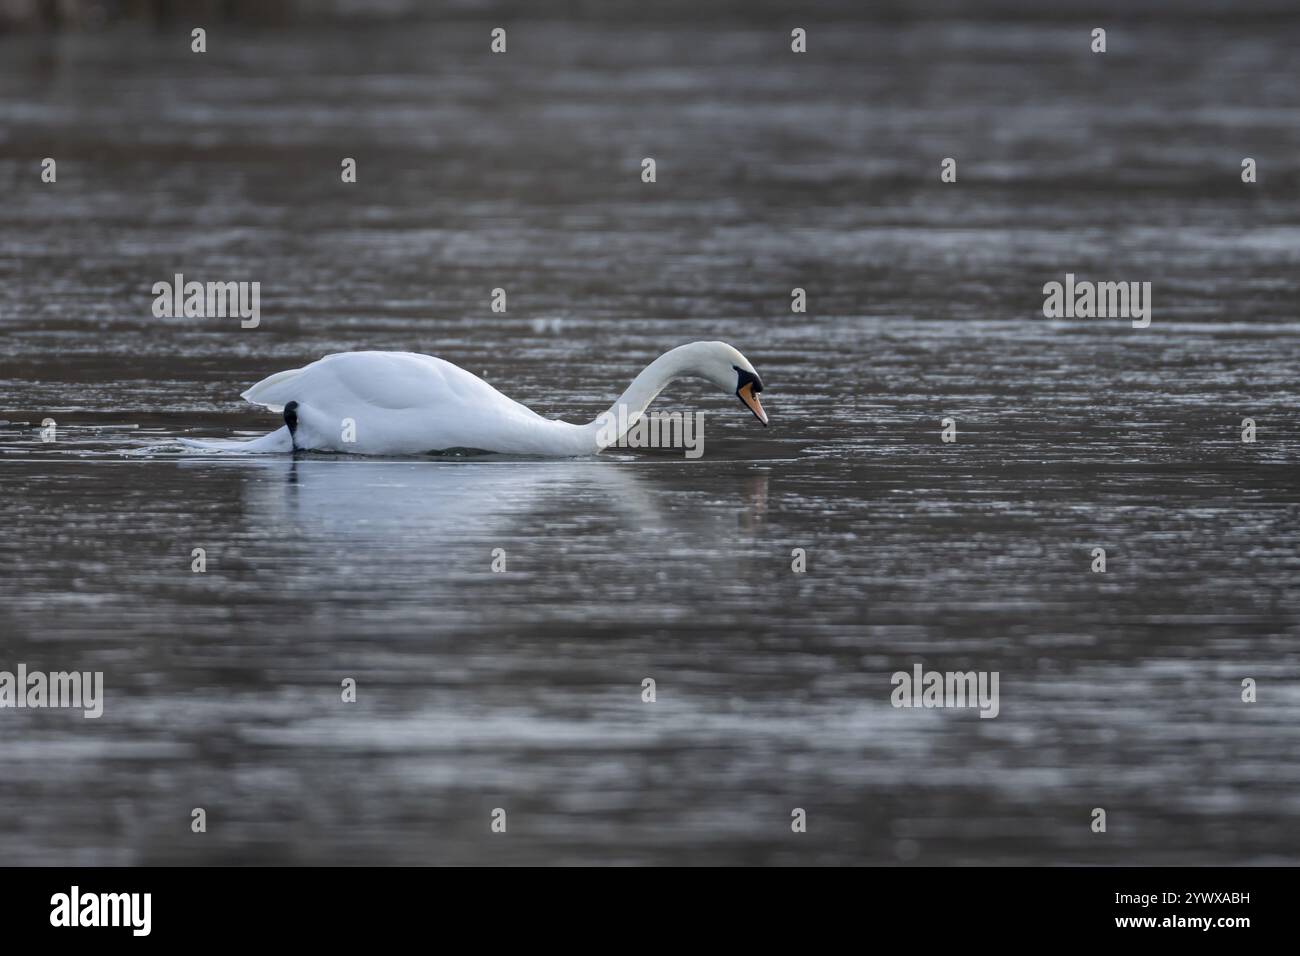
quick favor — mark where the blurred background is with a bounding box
[1,0,1298,865]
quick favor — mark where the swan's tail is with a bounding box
[179,425,294,454]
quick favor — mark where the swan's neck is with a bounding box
[581,345,704,452]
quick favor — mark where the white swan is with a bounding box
[181,340,767,456]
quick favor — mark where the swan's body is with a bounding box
[181,341,767,457]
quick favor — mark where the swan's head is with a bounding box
[683,341,768,426]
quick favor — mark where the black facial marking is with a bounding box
[733,365,767,425]
[733,365,763,395]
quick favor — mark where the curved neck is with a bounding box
[582,344,709,451]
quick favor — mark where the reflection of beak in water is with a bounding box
[225,456,663,540]
[739,473,769,531]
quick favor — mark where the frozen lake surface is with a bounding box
[1,13,1299,864]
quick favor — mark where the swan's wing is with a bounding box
[232,351,585,455]
[240,351,536,418]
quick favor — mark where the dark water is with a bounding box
[2,14,1299,865]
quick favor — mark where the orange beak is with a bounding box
[738,382,768,425]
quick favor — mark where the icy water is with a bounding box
[2,14,1299,865]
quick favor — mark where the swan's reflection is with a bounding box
[225,455,665,540]
[175,455,776,560]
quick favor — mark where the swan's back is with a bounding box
[240,351,529,418]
